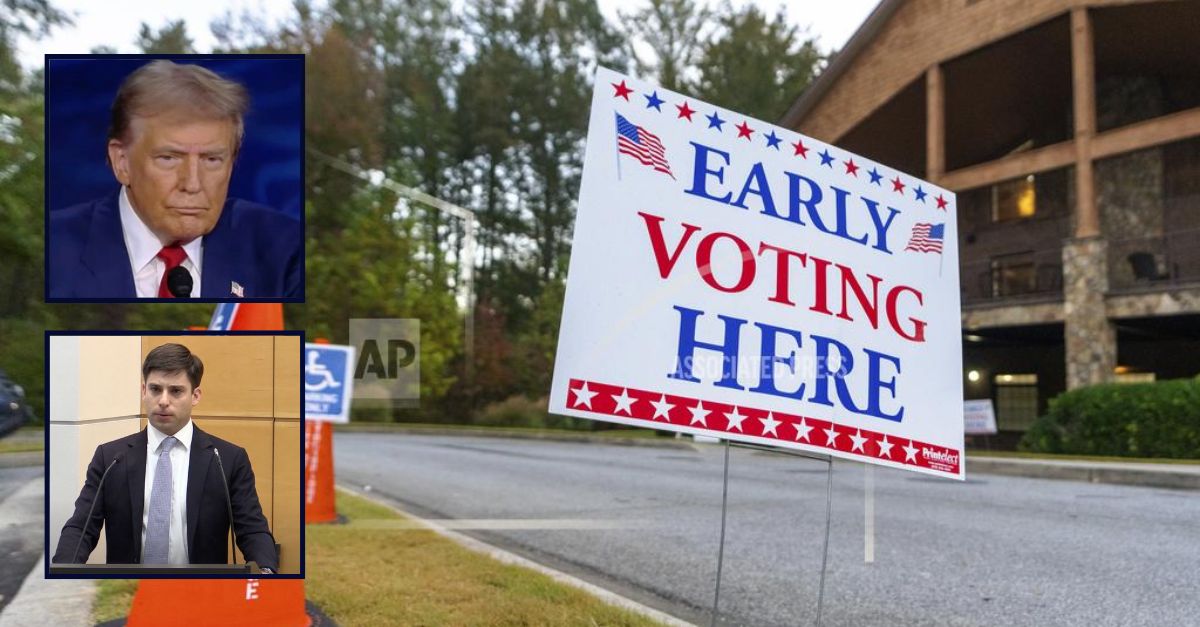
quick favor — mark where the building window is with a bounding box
[994,373,1038,430]
[1114,372,1155,384]
[992,174,1037,221]
[990,252,1036,296]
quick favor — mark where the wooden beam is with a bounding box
[926,65,945,181]
[937,106,1200,192]
[1071,6,1099,238]
[1092,106,1200,160]
[938,140,1075,191]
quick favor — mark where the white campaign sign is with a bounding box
[964,399,998,435]
[549,68,965,479]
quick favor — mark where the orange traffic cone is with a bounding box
[305,337,339,523]
[129,579,309,626]
[304,420,338,523]
[228,303,285,330]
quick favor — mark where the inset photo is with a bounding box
[46,332,303,578]
[44,55,304,301]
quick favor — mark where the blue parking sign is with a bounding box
[305,343,356,422]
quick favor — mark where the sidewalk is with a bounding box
[967,454,1200,490]
[0,556,94,627]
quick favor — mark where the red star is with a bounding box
[792,140,809,158]
[676,101,695,121]
[612,80,633,101]
[891,177,906,193]
[736,121,754,139]
[936,194,949,210]
[844,159,859,176]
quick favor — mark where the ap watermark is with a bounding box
[350,318,420,408]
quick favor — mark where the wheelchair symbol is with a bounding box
[305,350,342,391]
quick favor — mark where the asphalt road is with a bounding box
[335,433,1200,627]
[0,464,43,616]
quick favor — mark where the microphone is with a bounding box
[212,448,238,565]
[72,453,122,564]
[166,266,193,297]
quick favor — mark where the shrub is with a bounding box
[1019,377,1200,459]
[472,395,595,431]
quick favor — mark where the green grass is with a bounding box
[92,579,139,624]
[0,428,42,454]
[0,440,41,454]
[307,490,666,626]
[90,490,665,626]
[968,449,1199,465]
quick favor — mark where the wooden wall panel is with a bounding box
[272,420,303,574]
[142,336,274,417]
[274,336,301,419]
[189,417,276,532]
[78,336,142,421]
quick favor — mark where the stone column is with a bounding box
[1062,237,1115,388]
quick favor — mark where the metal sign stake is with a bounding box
[816,456,833,626]
[710,438,732,627]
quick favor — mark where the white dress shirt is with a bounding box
[118,186,203,297]
[142,420,193,565]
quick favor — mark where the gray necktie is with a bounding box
[143,436,178,564]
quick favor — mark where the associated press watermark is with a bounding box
[350,318,420,408]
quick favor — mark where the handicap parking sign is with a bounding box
[305,343,356,422]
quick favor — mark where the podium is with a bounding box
[49,562,261,576]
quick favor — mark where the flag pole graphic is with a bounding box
[614,112,623,181]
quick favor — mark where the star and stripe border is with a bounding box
[610,77,953,213]
[566,377,963,478]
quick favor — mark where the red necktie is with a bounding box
[156,244,188,298]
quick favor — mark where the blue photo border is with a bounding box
[43,329,307,580]
[42,53,307,304]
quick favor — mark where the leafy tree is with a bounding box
[694,3,823,121]
[620,0,711,92]
[136,19,195,54]
[0,0,70,420]
[0,0,70,94]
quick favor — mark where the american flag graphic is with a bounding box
[616,113,674,178]
[905,223,945,254]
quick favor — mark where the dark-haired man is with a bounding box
[53,343,278,572]
[47,59,301,299]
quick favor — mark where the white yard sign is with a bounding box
[550,68,965,479]
[964,399,998,435]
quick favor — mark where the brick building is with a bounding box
[782,0,1200,436]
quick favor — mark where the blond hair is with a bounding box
[108,60,249,154]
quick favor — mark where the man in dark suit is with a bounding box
[47,59,301,299]
[53,343,278,572]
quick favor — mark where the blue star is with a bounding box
[764,131,781,150]
[868,168,883,185]
[818,149,834,167]
[706,111,726,131]
[914,186,928,202]
[644,91,664,112]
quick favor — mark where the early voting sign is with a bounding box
[305,343,355,423]
[549,68,965,479]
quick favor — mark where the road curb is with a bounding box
[338,427,1200,490]
[336,425,699,451]
[967,456,1200,490]
[337,484,697,627]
